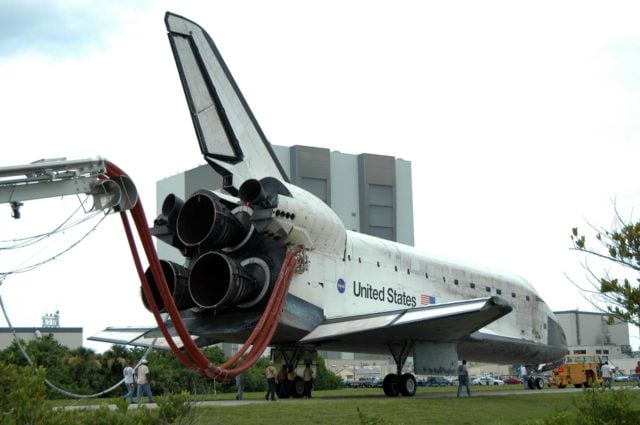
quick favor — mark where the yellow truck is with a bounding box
[551,354,603,388]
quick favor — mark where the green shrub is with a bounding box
[0,362,49,424]
[157,391,194,424]
[0,360,199,424]
[541,388,640,425]
[572,388,639,424]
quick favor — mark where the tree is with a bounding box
[571,211,640,326]
[312,357,344,390]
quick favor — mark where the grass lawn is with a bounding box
[51,383,640,425]
[192,387,581,425]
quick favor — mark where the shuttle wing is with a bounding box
[165,12,289,193]
[299,297,512,354]
[88,327,195,350]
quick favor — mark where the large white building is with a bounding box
[0,327,83,351]
[555,310,631,359]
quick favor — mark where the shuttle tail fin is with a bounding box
[165,12,288,194]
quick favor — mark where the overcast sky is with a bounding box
[1,1,640,352]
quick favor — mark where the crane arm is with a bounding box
[0,157,137,218]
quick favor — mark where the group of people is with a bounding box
[122,359,154,403]
[264,360,314,401]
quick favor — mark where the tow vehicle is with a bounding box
[551,354,603,388]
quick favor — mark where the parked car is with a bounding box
[347,376,380,388]
[423,376,454,387]
[472,376,505,385]
[629,373,640,382]
[614,375,630,382]
[502,377,523,385]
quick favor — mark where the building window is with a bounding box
[496,289,502,295]
[301,177,328,203]
[485,286,491,293]
[369,184,393,206]
[368,225,393,240]
[454,279,459,285]
[367,184,393,241]
[470,283,476,289]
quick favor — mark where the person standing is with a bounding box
[519,365,529,390]
[457,360,471,398]
[277,364,287,398]
[601,361,613,390]
[135,359,154,403]
[635,361,640,387]
[265,360,278,401]
[235,373,245,400]
[123,361,135,402]
[286,365,297,398]
[303,363,314,398]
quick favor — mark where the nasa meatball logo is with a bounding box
[337,278,346,294]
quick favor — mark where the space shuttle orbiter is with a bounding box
[93,12,566,397]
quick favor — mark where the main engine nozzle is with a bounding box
[141,260,195,312]
[161,193,185,231]
[176,190,246,249]
[151,194,186,250]
[188,252,270,309]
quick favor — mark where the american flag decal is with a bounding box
[420,294,435,305]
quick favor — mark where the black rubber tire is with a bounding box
[527,377,535,390]
[535,377,544,390]
[292,377,305,398]
[399,373,417,397]
[383,374,400,397]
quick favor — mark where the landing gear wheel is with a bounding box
[383,374,400,397]
[292,377,305,398]
[535,377,545,390]
[400,373,417,397]
[527,377,535,390]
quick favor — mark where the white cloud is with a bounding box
[1,0,640,350]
